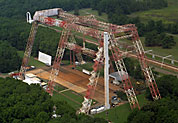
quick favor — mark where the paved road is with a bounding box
[126,53,178,73]
[154,67,178,77]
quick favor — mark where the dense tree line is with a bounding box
[0,17,30,50]
[111,15,178,36]
[127,75,178,123]
[109,14,178,36]
[91,0,167,15]
[0,78,107,123]
[145,75,178,100]
[0,78,54,122]
[0,42,21,73]
[145,31,175,48]
[0,0,90,18]
[110,16,177,48]
[0,0,167,19]
[128,97,178,123]
[0,17,61,73]
[0,17,60,56]
[143,20,176,48]
[166,23,178,34]
[99,0,168,24]
[0,16,68,60]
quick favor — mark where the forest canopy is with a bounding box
[128,75,178,123]
[0,0,167,19]
[0,42,21,73]
[0,78,107,123]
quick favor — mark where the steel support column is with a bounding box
[104,32,110,110]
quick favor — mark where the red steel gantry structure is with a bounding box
[19,8,161,114]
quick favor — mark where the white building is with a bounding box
[23,73,41,85]
[109,71,128,85]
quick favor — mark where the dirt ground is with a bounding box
[27,65,122,104]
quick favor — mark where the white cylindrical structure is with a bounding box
[104,32,110,110]
[26,12,34,23]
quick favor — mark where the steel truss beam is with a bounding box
[80,40,104,114]
[110,34,140,109]
[68,34,85,64]
[131,28,161,100]
[46,29,70,95]
[19,8,161,114]
[19,22,38,80]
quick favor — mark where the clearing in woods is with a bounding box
[128,0,178,24]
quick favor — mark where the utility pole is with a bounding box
[104,32,110,110]
[161,55,172,68]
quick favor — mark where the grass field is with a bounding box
[69,8,108,22]
[52,89,83,110]
[140,34,178,61]
[52,91,82,110]
[94,93,148,123]
[54,84,67,91]
[62,90,84,103]
[61,60,71,65]
[17,51,45,68]
[52,83,99,110]
[128,0,178,24]
[76,62,94,71]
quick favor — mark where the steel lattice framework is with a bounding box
[46,29,70,95]
[131,28,161,100]
[19,22,38,80]
[20,8,161,114]
[110,34,140,109]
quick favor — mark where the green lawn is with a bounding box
[17,51,45,68]
[61,60,70,65]
[128,0,178,24]
[62,90,84,103]
[52,91,83,110]
[54,84,67,91]
[95,103,131,123]
[52,80,99,110]
[94,93,148,123]
[76,62,94,71]
[137,93,148,107]
[52,89,99,110]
